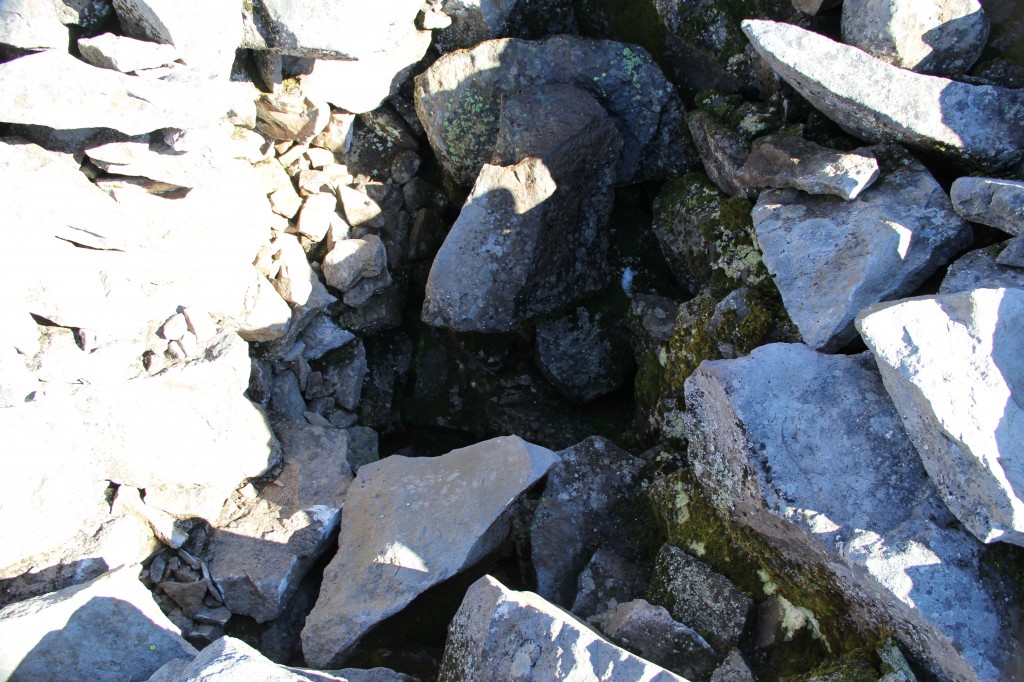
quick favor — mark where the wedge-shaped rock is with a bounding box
[857,288,1024,546]
[78,33,180,73]
[737,134,880,200]
[741,20,1024,170]
[950,177,1024,236]
[438,575,687,681]
[683,343,1022,681]
[421,85,621,332]
[301,436,559,668]
[753,146,971,351]
[415,35,686,186]
[0,565,196,681]
[940,242,1024,293]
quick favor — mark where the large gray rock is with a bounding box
[940,242,1024,293]
[301,436,558,667]
[841,0,989,76]
[208,419,353,622]
[752,146,972,351]
[437,575,688,682]
[741,20,1024,170]
[0,565,197,681]
[737,134,880,201]
[683,343,1022,681]
[0,0,68,52]
[530,437,645,607]
[414,35,687,186]
[421,85,621,332]
[857,288,1024,546]
[433,0,517,52]
[950,177,1024,236]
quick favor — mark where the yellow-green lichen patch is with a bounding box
[441,91,498,178]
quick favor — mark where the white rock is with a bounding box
[305,146,335,169]
[857,288,1024,546]
[78,32,180,72]
[297,192,340,242]
[322,235,388,292]
[0,0,68,52]
[337,185,383,227]
[148,636,303,681]
[159,313,188,341]
[270,234,317,306]
[310,112,356,153]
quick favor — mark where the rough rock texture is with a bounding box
[998,236,1024,268]
[683,343,1022,681]
[434,0,517,53]
[950,177,1024,236]
[530,437,645,606]
[0,565,197,681]
[841,0,989,76]
[78,32,180,73]
[149,636,304,681]
[421,85,621,332]
[437,575,688,682]
[741,19,1024,170]
[301,436,558,668]
[857,288,1024,546]
[710,650,756,682]
[414,35,687,186]
[687,111,757,200]
[571,546,652,620]
[753,146,971,351]
[737,134,880,200]
[0,0,68,52]
[940,242,1024,293]
[208,419,353,622]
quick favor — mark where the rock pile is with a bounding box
[2,0,1023,681]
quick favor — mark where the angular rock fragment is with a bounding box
[257,89,330,143]
[301,436,558,667]
[683,343,1022,681]
[433,0,516,53]
[78,33,180,73]
[437,575,688,681]
[322,235,388,294]
[687,111,757,200]
[0,0,68,52]
[997,236,1024,268]
[950,176,1024,236]
[534,307,634,403]
[737,134,880,200]
[0,565,197,682]
[741,19,1024,170]
[857,288,1024,545]
[841,0,989,76]
[710,650,756,682]
[421,85,620,332]
[571,546,652,620]
[940,242,1024,293]
[753,146,971,351]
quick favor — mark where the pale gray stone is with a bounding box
[710,650,755,682]
[301,436,558,668]
[437,575,688,682]
[323,235,388,293]
[256,89,330,143]
[857,288,1024,546]
[996,236,1024,268]
[152,636,304,681]
[299,315,355,362]
[950,176,1024,236]
[78,32,179,72]
[0,565,197,682]
[0,0,68,52]
[296,192,340,242]
[683,343,1022,682]
[269,234,319,306]
[270,370,307,419]
[841,0,989,76]
[311,112,356,154]
[337,185,382,227]
[741,20,1024,170]
[86,139,241,189]
[753,146,972,351]
[738,134,880,200]
[342,269,392,308]
[433,0,517,53]
[940,243,1024,293]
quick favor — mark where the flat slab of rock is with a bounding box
[940,242,1024,293]
[950,177,1024,236]
[683,343,1022,681]
[741,20,1024,170]
[0,565,196,681]
[414,35,686,186]
[0,0,68,51]
[753,145,971,351]
[437,575,688,681]
[857,288,1024,545]
[78,32,180,73]
[301,436,558,667]
[737,134,880,200]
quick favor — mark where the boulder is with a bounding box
[940,242,1024,293]
[752,146,972,351]
[530,437,645,606]
[414,35,687,186]
[421,85,621,332]
[0,0,68,52]
[78,33,180,72]
[433,0,517,53]
[741,19,1024,170]
[0,565,197,681]
[683,342,1022,681]
[950,177,1024,236]
[301,436,558,667]
[437,575,688,681]
[841,0,989,76]
[857,288,1024,545]
[737,134,880,200]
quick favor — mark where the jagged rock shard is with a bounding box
[437,575,688,682]
[950,176,1024,237]
[856,288,1024,546]
[0,565,197,681]
[752,145,971,352]
[415,35,687,186]
[683,343,1022,681]
[737,134,880,200]
[741,19,1024,170]
[421,84,621,333]
[301,436,559,668]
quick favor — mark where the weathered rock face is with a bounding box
[737,134,880,200]
[437,575,688,682]
[301,436,558,668]
[77,32,180,73]
[415,35,688,186]
[683,343,1022,681]
[841,0,989,76]
[753,146,972,352]
[741,19,1024,170]
[857,288,1024,546]
[571,546,652,620]
[434,0,518,53]
[0,565,197,681]
[421,85,621,332]
[0,0,68,52]
[940,242,1024,293]
[950,176,1024,236]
